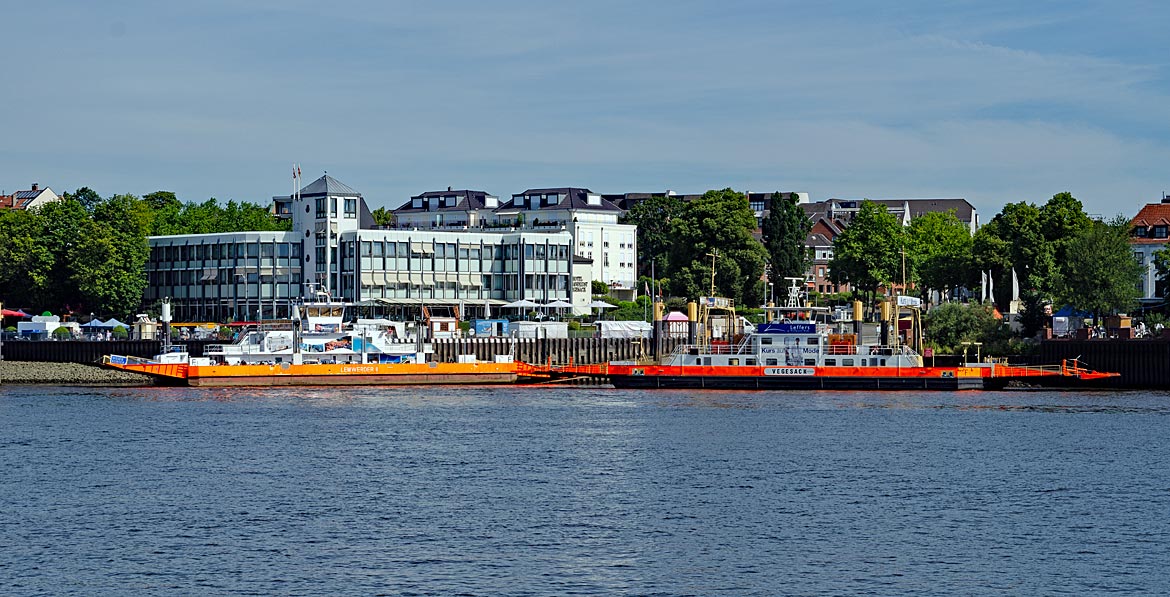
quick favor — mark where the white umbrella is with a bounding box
[502,299,541,309]
[483,300,491,319]
[588,300,617,309]
[544,300,573,308]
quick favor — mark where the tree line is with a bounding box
[0,188,289,317]
[621,189,810,308]
[622,189,1144,349]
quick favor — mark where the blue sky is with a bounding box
[3,1,1168,219]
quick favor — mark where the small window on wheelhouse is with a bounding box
[766,358,778,366]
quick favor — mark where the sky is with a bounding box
[3,0,1168,219]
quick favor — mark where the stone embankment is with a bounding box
[0,361,155,386]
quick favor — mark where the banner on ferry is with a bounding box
[764,367,815,376]
[758,323,816,334]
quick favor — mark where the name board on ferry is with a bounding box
[759,323,816,334]
[764,367,815,376]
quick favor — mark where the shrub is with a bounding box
[53,326,73,340]
[924,302,1003,354]
[591,280,610,295]
[112,325,129,340]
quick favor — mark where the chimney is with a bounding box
[448,186,452,192]
[31,183,39,191]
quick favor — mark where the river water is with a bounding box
[1,385,1168,596]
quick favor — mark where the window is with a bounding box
[804,359,816,366]
[344,198,357,218]
[729,358,739,366]
[746,358,757,366]
[1157,225,1168,239]
[1135,226,1148,237]
[825,359,836,366]
[842,358,855,366]
[761,337,772,345]
[766,358,778,366]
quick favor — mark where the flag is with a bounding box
[645,281,650,297]
[297,165,301,178]
[1011,267,1020,301]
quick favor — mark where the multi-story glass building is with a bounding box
[145,175,574,322]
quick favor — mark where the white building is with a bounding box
[1,183,60,210]
[146,175,574,322]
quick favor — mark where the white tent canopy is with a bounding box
[502,299,541,309]
[544,300,573,308]
[588,300,617,309]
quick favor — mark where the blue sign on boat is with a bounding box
[758,323,817,334]
[109,355,128,365]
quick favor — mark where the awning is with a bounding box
[361,273,377,285]
[200,268,217,281]
[409,273,424,285]
[410,241,434,254]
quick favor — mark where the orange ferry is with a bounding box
[103,301,535,387]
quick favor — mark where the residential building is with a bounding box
[803,197,979,234]
[0,183,59,210]
[1129,196,1170,304]
[498,188,636,301]
[392,188,500,229]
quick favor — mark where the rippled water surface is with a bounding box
[2,385,1169,596]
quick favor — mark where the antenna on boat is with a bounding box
[784,277,804,310]
[706,250,719,296]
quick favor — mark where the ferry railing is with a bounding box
[824,344,919,357]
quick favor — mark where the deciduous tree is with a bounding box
[621,194,686,279]
[828,201,903,302]
[1055,217,1143,324]
[666,189,768,305]
[761,192,812,291]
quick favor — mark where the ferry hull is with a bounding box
[610,374,984,391]
[607,365,985,391]
[106,360,521,387]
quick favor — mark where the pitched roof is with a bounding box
[297,174,361,198]
[394,189,495,213]
[1129,202,1170,244]
[504,187,622,212]
[0,186,52,209]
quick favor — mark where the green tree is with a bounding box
[371,207,395,227]
[924,301,1002,353]
[620,194,686,278]
[906,211,973,301]
[591,280,610,295]
[61,187,103,213]
[144,191,183,235]
[828,201,904,303]
[77,194,153,315]
[0,208,53,307]
[1039,192,1093,266]
[666,189,769,305]
[973,202,1052,308]
[36,197,92,311]
[1153,248,1170,301]
[761,192,812,290]
[1055,217,1143,324]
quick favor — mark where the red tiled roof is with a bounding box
[1129,203,1170,244]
